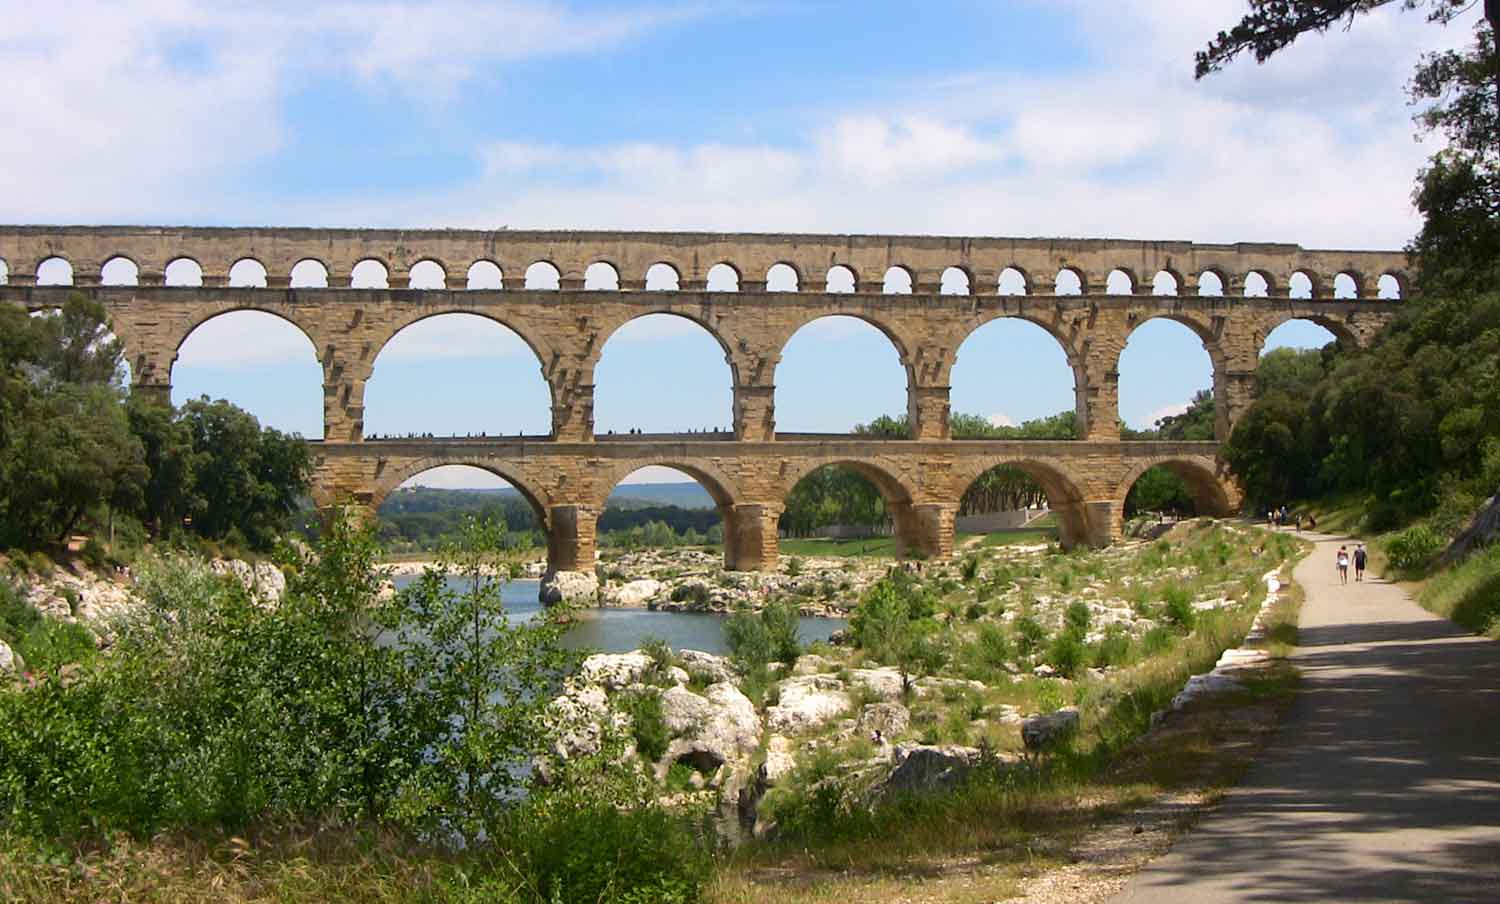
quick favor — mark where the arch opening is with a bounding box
[172,310,323,438]
[826,265,856,294]
[645,263,680,291]
[1054,269,1082,295]
[950,318,1077,439]
[1244,272,1270,298]
[165,258,203,287]
[706,263,739,292]
[595,465,726,554]
[775,315,906,434]
[779,462,903,542]
[467,260,504,290]
[1152,271,1179,296]
[229,259,268,288]
[941,267,971,296]
[767,263,799,292]
[1333,273,1358,300]
[957,461,1081,547]
[366,313,550,440]
[1197,271,1224,297]
[408,260,447,290]
[1106,269,1134,295]
[525,261,561,290]
[1289,271,1314,299]
[375,465,545,555]
[351,259,389,289]
[1262,319,1342,356]
[594,314,732,435]
[0,258,8,284]
[585,262,620,290]
[37,257,73,286]
[290,259,329,288]
[1122,460,1233,524]
[998,267,1027,295]
[101,256,139,286]
[1378,274,1403,300]
[883,266,913,294]
[1118,319,1214,437]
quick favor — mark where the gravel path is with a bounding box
[1112,531,1500,903]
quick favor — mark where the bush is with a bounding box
[1064,600,1092,636]
[960,555,980,583]
[669,583,712,607]
[1046,633,1086,678]
[0,579,40,647]
[1141,625,1175,656]
[508,800,712,904]
[17,618,96,672]
[1013,615,1047,656]
[1161,585,1197,631]
[1090,624,1134,668]
[618,689,670,762]
[1387,525,1444,573]
[723,599,802,671]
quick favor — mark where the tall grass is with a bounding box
[1420,545,1500,638]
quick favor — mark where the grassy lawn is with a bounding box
[779,536,901,558]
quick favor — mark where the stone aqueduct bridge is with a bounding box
[1,226,1408,572]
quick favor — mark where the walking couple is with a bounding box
[1336,544,1367,584]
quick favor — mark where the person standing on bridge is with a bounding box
[1336,546,1350,585]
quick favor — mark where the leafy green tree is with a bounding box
[177,397,310,550]
[398,516,580,840]
[24,294,127,387]
[126,395,200,538]
[850,575,944,693]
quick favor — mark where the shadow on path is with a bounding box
[1113,535,1500,903]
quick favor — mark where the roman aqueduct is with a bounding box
[0,226,1408,573]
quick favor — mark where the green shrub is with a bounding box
[960,555,981,583]
[1013,615,1047,656]
[1141,625,1175,656]
[786,556,803,577]
[669,583,712,607]
[1162,585,1197,631]
[509,801,712,904]
[1046,633,1086,678]
[1090,624,1134,667]
[1064,601,1092,636]
[18,618,96,672]
[723,598,802,671]
[618,689,670,762]
[1387,525,1444,573]
[0,579,40,647]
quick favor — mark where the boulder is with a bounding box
[604,579,663,607]
[767,674,852,734]
[0,639,21,675]
[539,570,599,605]
[547,684,613,759]
[875,744,982,798]
[655,682,761,779]
[701,682,761,755]
[660,685,715,735]
[211,559,287,603]
[677,649,736,684]
[849,666,905,701]
[1021,708,1080,752]
[580,651,655,691]
[856,702,910,739]
[758,735,796,784]
[792,653,834,676]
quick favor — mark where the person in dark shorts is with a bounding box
[1354,544,1368,582]
[1336,546,1350,585]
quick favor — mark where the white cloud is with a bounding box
[1139,402,1191,429]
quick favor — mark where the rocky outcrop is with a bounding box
[677,649,736,684]
[540,569,599,605]
[0,639,21,675]
[209,559,286,603]
[856,702,910,738]
[758,735,797,784]
[656,682,761,779]
[875,744,983,799]
[1021,708,1080,752]
[603,578,663,607]
[579,651,655,691]
[767,674,852,734]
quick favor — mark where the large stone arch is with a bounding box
[772,311,917,435]
[951,455,1091,549]
[366,457,552,520]
[1257,312,1361,351]
[169,304,325,384]
[775,455,952,559]
[1117,312,1227,435]
[587,309,741,386]
[1115,455,1238,535]
[590,458,749,569]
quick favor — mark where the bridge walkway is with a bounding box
[1113,531,1500,903]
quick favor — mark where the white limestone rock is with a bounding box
[875,744,983,798]
[539,569,599,605]
[604,579,663,607]
[758,735,797,784]
[856,702,910,738]
[767,674,852,734]
[792,653,834,676]
[580,651,655,691]
[0,639,21,675]
[849,666,905,701]
[677,649,736,684]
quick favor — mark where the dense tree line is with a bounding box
[0,295,308,553]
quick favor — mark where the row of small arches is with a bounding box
[3,255,1405,300]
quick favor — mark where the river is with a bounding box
[391,576,847,656]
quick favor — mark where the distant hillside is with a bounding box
[608,482,715,509]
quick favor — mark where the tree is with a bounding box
[850,576,944,694]
[1196,1,1496,80]
[126,396,200,538]
[176,397,311,550]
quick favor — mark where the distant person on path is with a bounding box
[1354,544,1368,582]
[1336,546,1350,584]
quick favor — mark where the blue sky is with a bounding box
[1,1,1475,487]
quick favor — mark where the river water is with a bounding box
[391,576,846,656]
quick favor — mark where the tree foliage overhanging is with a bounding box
[0,293,310,552]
